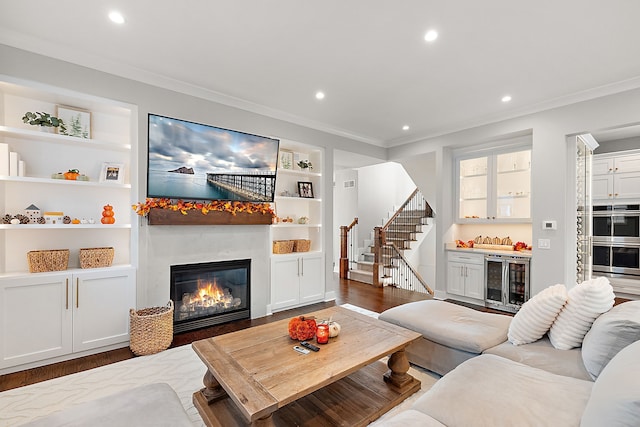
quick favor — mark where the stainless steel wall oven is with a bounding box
[592,204,640,278]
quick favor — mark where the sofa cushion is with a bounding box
[581,300,640,380]
[508,284,568,345]
[548,277,615,350]
[379,300,512,354]
[19,382,192,427]
[581,339,640,427]
[484,335,592,380]
[413,354,592,427]
[374,409,446,427]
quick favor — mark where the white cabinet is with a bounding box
[457,148,531,223]
[0,267,135,371]
[271,253,324,311]
[593,152,640,202]
[447,252,485,300]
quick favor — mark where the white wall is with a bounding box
[357,162,416,247]
[333,168,358,272]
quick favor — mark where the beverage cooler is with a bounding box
[485,254,530,313]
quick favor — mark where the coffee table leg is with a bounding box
[200,369,227,403]
[383,349,414,390]
[252,414,275,427]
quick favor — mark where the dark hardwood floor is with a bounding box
[0,277,431,393]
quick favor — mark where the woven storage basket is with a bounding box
[129,300,174,356]
[79,247,114,268]
[272,240,294,254]
[27,249,69,273]
[293,239,311,252]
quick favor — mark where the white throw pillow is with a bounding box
[548,277,615,350]
[507,284,568,345]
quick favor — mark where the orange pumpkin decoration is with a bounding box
[64,169,79,180]
[288,316,317,341]
[101,204,115,224]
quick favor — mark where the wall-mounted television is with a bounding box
[147,114,279,202]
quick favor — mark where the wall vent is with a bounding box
[343,180,355,188]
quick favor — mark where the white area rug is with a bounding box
[0,304,437,427]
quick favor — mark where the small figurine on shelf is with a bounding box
[101,204,115,224]
[24,204,41,223]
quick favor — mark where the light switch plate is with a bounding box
[538,238,551,249]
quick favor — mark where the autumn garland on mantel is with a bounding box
[132,198,275,217]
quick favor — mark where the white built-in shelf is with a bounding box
[0,126,131,151]
[0,224,131,230]
[497,168,530,175]
[271,223,321,228]
[277,169,321,177]
[0,175,131,188]
[274,196,322,202]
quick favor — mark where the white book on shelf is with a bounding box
[0,143,8,176]
[18,160,25,177]
[9,151,19,177]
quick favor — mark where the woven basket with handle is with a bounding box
[129,300,173,356]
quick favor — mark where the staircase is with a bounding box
[347,188,433,292]
[349,213,433,286]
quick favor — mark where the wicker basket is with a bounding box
[293,239,311,252]
[272,240,294,254]
[79,247,114,268]
[129,301,174,356]
[27,249,69,273]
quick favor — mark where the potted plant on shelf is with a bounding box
[22,111,67,133]
[297,160,313,170]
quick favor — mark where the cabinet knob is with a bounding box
[609,194,613,197]
[615,167,618,171]
[614,193,619,197]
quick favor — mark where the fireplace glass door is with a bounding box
[171,259,250,333]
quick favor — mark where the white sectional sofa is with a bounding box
[378,298,640,426]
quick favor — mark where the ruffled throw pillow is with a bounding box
[548,277,615,350]
[508,284,568,345]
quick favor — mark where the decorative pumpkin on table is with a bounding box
[101,204,116,224]
[288,316,317,341]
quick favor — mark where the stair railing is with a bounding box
[372,188,434,293]
[384,242,434,295]
[339,217,358,279]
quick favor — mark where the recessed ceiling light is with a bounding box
[424,30,438,42]
[402,125,410,131]
[315,91,325,100]
[501,95,512,103]
[109,11,125,24]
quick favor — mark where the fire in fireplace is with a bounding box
[170,259,250,333]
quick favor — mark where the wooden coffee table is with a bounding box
[192,305,421,426]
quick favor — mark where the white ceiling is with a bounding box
[2,1,640,148]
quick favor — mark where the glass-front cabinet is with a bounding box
[457,148,531,223]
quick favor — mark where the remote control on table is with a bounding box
[293,345,310,355]
[300,341,320,352]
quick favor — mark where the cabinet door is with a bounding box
[592,158,614,176]
[0,275,72,369]
[464,263,485,300]
[72,268,136,352]
[614,172,640,199]
[271,257,301,311]
[592,175,614,200]
[614,155,640,174]
[446,262,466,296]
[299,254,324,304]
[458,156,488,220]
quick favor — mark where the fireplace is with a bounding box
[170,259,250,334]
